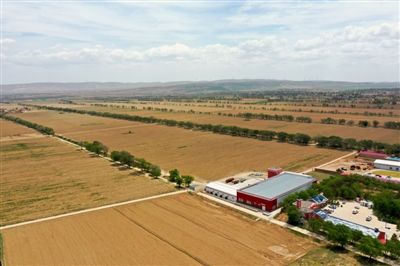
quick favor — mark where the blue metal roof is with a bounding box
[239,172,316,200]
[313,210,328,219]
[312,195,328,204]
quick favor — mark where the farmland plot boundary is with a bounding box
[18,104,400,156]
[114,209,209,266]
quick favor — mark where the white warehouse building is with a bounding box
[204,182,238,202]
[374,159,400,172]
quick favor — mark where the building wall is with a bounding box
[204,187,236,202]
[374,163,400,172]
[236,191,278,211]
[237,182,313,211]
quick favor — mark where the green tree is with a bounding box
[169,169,180,182]
[385,240,400,259]
[175,175,183,187]
[287,205,299,225]
[307,217,324,233]
[350,229,363,244]
[327,224,352,247]
[356,236,384,259]
[358,120,369,127]
[182,175,194,186]
[282,194,298,209]
[149,165,162,178]
[372,120,379,128]
[119,150,134,168]
[110,151,120,162]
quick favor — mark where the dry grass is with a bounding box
[0,136,175,226]
[3,193,315,265]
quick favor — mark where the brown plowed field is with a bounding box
[3,193,315,265]
[1,133,174,226]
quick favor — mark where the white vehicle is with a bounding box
[366,216,372,221]
[352,210,358,214]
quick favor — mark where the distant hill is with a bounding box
[2,79,399,95]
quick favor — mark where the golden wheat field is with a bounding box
[0,131,175,226]
[2,193,315,265]
[7,111,350,181]
[25,102,399,143]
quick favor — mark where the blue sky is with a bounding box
[2,0,399,84]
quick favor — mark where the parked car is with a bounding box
[341,166,347,170]
[352,210,358,214]
[354,206,360,209]
[263,212,271,216]
[342,201,346,204]
[366,216,372,221]
[240,178,245,183]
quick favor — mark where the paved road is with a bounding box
[0,190,186,230]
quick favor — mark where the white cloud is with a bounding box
[342,23,399,42]
[1,38,16,45]
[294,37,325,51]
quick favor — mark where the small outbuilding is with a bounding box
[358,151,387,160]
[374,159,400,172]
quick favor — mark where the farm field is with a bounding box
[60,122,350,181]
[0,119,38,138]
[3,193,315,265]
[14,103,399,143]
[9,110,352,181]
[0,129,175,226]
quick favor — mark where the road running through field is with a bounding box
[0,190,186,230]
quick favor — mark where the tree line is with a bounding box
[307,217,400,260]
[19,104,400,156]
[0,113,55,135]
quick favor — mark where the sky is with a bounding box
[1,0,399,84]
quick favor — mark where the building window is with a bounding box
[246,200,251,204]
[390,167,392,170]
[238,198,243,202]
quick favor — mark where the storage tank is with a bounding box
[268,167,282,178]
[296,198,302,209]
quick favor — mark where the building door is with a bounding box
[262,205,266,211]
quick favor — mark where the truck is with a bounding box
[225,177,234,183]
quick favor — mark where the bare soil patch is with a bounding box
[3,193,315,265]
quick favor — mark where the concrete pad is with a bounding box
[325,201,398,239]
